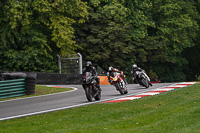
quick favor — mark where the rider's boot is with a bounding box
[149,81,153,86]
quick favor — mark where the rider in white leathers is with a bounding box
[132,64,152,86]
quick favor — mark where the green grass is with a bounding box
[0,83,200,133]
[0,85,72,101]
[34,85,72,95]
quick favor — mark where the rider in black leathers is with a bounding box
[132,64,152,86]
[82,61,101,91]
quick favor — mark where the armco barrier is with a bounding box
[0,78,26,99]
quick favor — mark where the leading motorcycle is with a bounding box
[82,72,101,102]
[109,72,128,95]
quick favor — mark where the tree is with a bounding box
[182,0,200,81]
[75,0,135,70]
[76,0,199,82]
[0,0,88,72]
[133,0,199,82]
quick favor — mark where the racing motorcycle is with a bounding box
[133,71,149,88]
[110,72,128,95]
[82,72,101,102]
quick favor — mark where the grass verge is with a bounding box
[0,83,200,133]
[0,85,72,101]
[34,85,72,95]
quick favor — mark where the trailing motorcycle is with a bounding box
[82,72,101,102]
[110,72,128,95]
[133,71,149,88]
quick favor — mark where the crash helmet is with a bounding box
[86,61,92,69]
[132,64,137,69]
[108,66,113,72]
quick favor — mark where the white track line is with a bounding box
[0,86,78,103]
[0,85,170,121]
[104,82,196,102]
[178,82,196,84]
[156,88,175,91]
[0,82,196,121]
[0,101,95,121]
[0,89,150,121]
[167,85,188,87]
[119,97,141,100]
[138,92,160,95]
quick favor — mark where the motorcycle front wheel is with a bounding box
[141,78,149,88]
[85,86,93,102]
[116,82,124,95]
[94,90,101,101]
[124,87,128,94]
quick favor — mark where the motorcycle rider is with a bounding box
[82,61,101,91]
[132,64,152,86]
[107,66,127,84]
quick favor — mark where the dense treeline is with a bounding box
[0,0,199,82]
[0,0,88,72]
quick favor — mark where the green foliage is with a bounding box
[148,0,199,81]
[154,0,198,53]
[76,0,134,70]
[151,63,186,82]
[125,0,155,41]
[74,0,200,82]
[0,0,200,81]
[0,0,88,72]
[182,44,200,81]
[80,0,196,81]
[129,0,199,81]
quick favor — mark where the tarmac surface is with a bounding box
[0,83,178,121]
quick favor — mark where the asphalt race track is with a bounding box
[0,83,175,121]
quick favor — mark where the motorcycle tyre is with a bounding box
[124,88,128,94]
[85,87,93,102]
[94,91,101,101]
[117,82,124,95]
[141,78,149,88]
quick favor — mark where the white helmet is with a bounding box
[108,66,113,72]
[133,64,137,68]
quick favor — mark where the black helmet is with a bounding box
[108,66,113,72]
[86,61,92,69]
